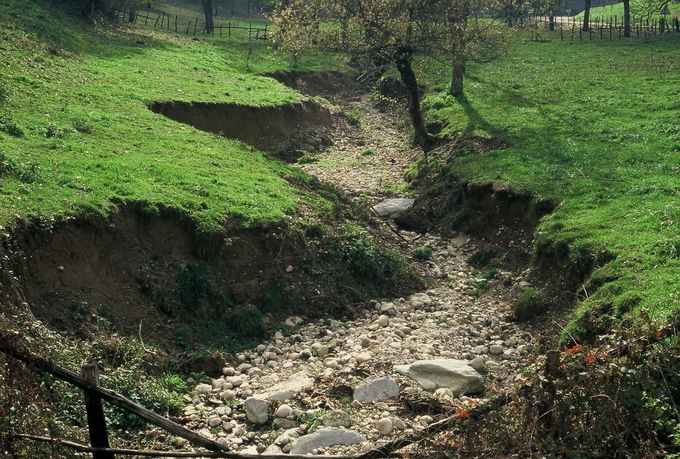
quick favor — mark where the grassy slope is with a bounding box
[0,0,341,232]
[421,33,680,337]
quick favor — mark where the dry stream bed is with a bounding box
[6,74,561,456]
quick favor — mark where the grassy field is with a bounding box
[573,1,680,20]
[0,0,343,232]
[420,31,680,338]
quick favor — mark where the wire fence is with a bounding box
[106,5,270,40]
[531,14,680,41]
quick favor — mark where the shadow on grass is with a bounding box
[454,94,499,134]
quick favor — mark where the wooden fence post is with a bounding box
[81,365,115,459]
[544,350,561,380]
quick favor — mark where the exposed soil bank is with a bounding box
[264,70,364,101]
[148,99,336,153]
[5,201,421,361]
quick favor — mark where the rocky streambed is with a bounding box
[160,231,540,457]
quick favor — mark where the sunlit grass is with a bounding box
[0,0,343,232]
[421,33,680,334]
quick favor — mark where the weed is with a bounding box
[346,108,363,126]
[360,148,376,156]
[298,153,319,164]
[481,268,499,280]
[412,246,433,261]
[230,307,265,339]
[169,262,230,319]
[0,115,24,137]
[466,281,488,298]
[514,288,545,321]
[467,250,505,268]
[42,121,76,139]
[337,224,404,285]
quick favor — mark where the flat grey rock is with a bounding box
[290,427,365,455]
[244,397,269,424]
[353,376,399,402]
[372,198,415,217]
[267,371,314,396]
[394,359,484,395]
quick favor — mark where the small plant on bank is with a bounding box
[514,288,545,321]
[297,153,319,165]
[0,115,24,137]
[346,108,363,126]
[412,246,433,261]
[482,268,500,280]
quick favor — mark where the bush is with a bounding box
[448,321,680,458]
[467,249,505,268]
[230,308,265,339]
[340,226,403,282]
[412,246,432,261]
[514,288,545,320]
[169,262,230,319]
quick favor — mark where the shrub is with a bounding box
[340,226,403,282]
[514,288,545,320]
[412,246,432,261]
[230,308,265,338]
[447,321,680,458]
[467,249,505,268]
[346,108,362,126]
[169,262,229,319]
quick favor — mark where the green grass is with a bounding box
[0,0,343,232]
[420,33,680,337]
[573,1,680,20]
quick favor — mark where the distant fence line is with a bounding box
[106,6,270,40]
[104,4,677,43]
[532,14,680,41]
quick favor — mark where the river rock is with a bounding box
[353,376,400,402]
[275,404,293,418]
[290,427,365,455]
[372,198,415,217]
[394,359,484,394]
[408,293,432,308]
[194,384,211,396]
[245,398,269,424]
[378,418,393,435]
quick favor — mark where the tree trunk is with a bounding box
[395,47,432,153]
[582,0,591,31]
[128,1,136,23]
[448,0,469,97]
[200,0,214,33]
[623,0,631,37]
[81,0,103,17]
